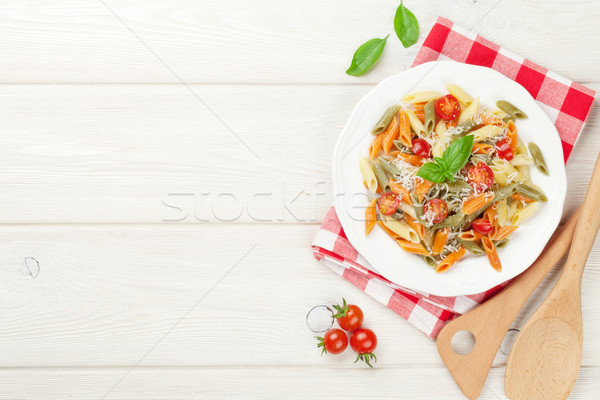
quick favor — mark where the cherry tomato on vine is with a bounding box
[467,162,495,192]
[435,94,461,121]
[377,192,399,216]
[332,298,364,332]
[411,139,431,158]
[423,198,448,224]
[316,328,348,355]
[472,218,493,235]
[495,139,513,161]
[350,328,378,367]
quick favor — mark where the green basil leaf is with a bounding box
[394,1,419,48]
[434,157,446,169]
[444,170,455,182]
[417,162,446,183]
[441,135,474,173]
[346,35,389,76]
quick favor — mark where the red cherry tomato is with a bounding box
[435,94,461,121]
[377,192,399,216]
[332,298,364,332]
[467,162,495,191]
[350,328,378,367]
[316,328,348,355]
[472,218,493,234]
[423,198,449,224]
[495,139,514,161]
[412,139,432,158]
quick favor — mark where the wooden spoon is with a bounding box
[436,208,580,399]
[504,153,600,400]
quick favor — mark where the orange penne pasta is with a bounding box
[396,239,429,256]
[481,235,501,271]
[382,114,400,154]
[405,215,425,240]
[446,118,458,128]
[510,193,534,204]
[389,151,425,166]
[365,199,377,235]
[483,203,497,224]
[413,102,427,112]
[414,109,425,123]
[369,133,384,160]
[458,230,482,242]
[472,143,495,155]
[491,225,519,241]
[506,119,518,154]
[376,220,398,239]
[389,180,412,205]
[398,111,413,148]
[432,228,449,255]
[476,113,506,128]
[436,246,466,273]
[413,177,434,202]
[462,192,495,215]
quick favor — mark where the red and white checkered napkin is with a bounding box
[312,16,596,338]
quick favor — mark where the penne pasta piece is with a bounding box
[413,176,434,201]
[515,183,547,202]
[491,225,519,241]
[496,100,528,119]
[413,102,426,112]
[380,215,420,243]
[481,235,502,271]
[433,212,465,230]
[405,215,425,240]
[421,255,438,268]
[483,202,497,223]
[446,84,473,106]
[432,228,449,255]
[402,91,444,104]
[506,120,518,153]
[432,120,448,158]
[457,238,485,256]
[458,230,482,242]
[399,202,417,219]
[511,154,532,166]
[510,193,534,204]
[516,164,531,183]
[528,142,549,175]
[436,246,467,273]
[414,109,425,123]
[469,125,503,142]
[424,100,436,136]
[511,202,539,226]
[398,110,413,147]
[475,113,506,128]
[372,161,389,190]
[371,105,402,136]
[359,156,378,193]
[396,239,430,255]
[389,180,412,204]
[472,142,495,155]
[369,132,384,160]
[496,198,509,227]
[365,199,377,235]
[404,109,425,138]
[382,113,400,154]
[462,192,495,215]
[495,238,509,248]
[458,97,479,124]
[389,151,424,166]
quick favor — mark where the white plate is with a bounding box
[332,61,567,297]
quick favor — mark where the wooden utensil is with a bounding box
[504,153,600,400]
[436,208,580,399]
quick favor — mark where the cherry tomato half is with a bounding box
[423,198,449,224]
[435,94,461,121]
[377,192,399,215]
[472,218,493,235]
[350,328,378,354]
[316,328,348,355]
[412,139,431,158]
[467,162,495,192]
[495,139,513,161]
[332,298,364,332]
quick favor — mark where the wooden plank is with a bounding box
[0,0,598,83]
[0,83,598,223]
[0,365,598,399]
[0,224,598,368]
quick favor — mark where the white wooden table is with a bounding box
[0,1,598,398]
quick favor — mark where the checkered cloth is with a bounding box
[312,17,596,338]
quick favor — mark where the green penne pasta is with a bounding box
[421,255,438,268]
[379,158,401,177]
[433,212,465,229]
[493,184,518,203]
[372,161,389,190]
[496,100,528,119]
[449,119,477,142]
[371,105,402,136]
[516,183,548,202]
[457,238,485,256]
[393,140,412,152]
[528,142,549,176]
[495,239,510,248]
[444,181,473,193]
[424,100,436,136]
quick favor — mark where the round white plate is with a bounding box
[332,61,567,297]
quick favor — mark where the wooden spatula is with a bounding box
[436,207,580,399]
[504,153,600,400]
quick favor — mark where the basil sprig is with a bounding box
[346,35,389,77]
[416,135,474,183]
[394,1,419,48]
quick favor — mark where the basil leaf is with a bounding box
[346,35,389,76]
[394,1,419,48]
[444,170,455,182]
[434,157,446,169]
[416,162,446,183]
[441,135,474,173]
